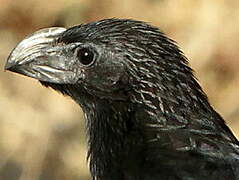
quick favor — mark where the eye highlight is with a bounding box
[77,48,95,66]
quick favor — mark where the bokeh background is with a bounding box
[0,0,238,179]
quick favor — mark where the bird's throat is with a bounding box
[83,100,145,179]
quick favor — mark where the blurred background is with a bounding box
[0,0,238,179]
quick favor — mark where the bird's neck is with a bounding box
[66,79,238,180]
[83,100,145,180]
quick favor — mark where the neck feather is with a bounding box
[84,100,145,180]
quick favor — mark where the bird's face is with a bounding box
[5,19,188,102]
[5,22,132,99]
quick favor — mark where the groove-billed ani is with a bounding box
[5,18,239,180]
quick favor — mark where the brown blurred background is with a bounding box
[0,0,238,179]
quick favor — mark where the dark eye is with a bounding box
[77,48,95,66]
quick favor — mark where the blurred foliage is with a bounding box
[0,0,239,179]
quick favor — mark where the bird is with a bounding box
[5,18,239,180]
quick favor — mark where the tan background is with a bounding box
[0,0,238,179]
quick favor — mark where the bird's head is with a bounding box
[6,19,239,173]
[5,19,192,105]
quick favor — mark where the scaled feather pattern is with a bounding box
[5,19,239,180]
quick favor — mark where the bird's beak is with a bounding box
[5,27,80,84]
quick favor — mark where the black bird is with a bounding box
[5,19,239,180]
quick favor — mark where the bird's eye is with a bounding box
[77,48,95,66]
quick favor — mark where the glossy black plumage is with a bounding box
[5,19,239,180]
